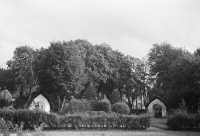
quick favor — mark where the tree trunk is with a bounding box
[136,89,138,115]
[57,95,61,111]
[25,91,41,108]
[60,94,67,111]
[131,94,134,109]
[24,85,39,108]
[127,92,133,110]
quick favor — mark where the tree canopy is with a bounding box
[1,40,200,112]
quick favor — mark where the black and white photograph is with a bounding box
[0,0,200,135]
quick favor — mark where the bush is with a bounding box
[13,97,27,109]
[111,102,130,114]
[92,99,111,114]
[0,108,151,130]
[63,99,91,114]
[87,111,107,116]
[16,109,48,129]
[110,89,121,104]
[0,99,11,108]
[0,108,15,119]
[0,108,48,130]
[0,118,28,136]
[44,112,61,128]
[57,112,151,130]
[130,109,147,115]
[166,110,198,130]
[178,99,188,113]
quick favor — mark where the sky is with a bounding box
[0,0,200,68]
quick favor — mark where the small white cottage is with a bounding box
[29,94,50,113]
[0,89,12,102]
[146,97,168,118]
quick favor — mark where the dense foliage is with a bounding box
[110,89,121,104]
[0,99,11,109]
[1,39,200,113]
[60,99,91,114]
[91,99,111,113]
[166,111,200,130]
[148,42,200,111]
[111,102,130,114]
[0,39,150,112]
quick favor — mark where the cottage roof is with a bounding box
[145,96,168,110]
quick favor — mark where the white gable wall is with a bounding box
[30,94,50,113]
[147,98,167,117]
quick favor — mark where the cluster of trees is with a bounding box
[0,39,148,112]
[148,43,200,112]
[0,40,200,112]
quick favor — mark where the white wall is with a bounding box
[147,98,167,117]
[0,89,12,102]
[30,94,50,113]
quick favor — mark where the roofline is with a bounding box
[145,96,169,110]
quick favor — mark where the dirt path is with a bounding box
[150,118,168,130]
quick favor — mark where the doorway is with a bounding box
[154,104,162,118]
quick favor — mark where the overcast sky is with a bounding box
[0,0,200,68]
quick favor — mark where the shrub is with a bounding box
[60,99,91,115]
[130,109,147,115]
[178,99,188,113]
[0,99,11,108]
[166,110,197,130]
[92,99,111,114]
[58,112,151,130]
[0,108,15,118]
[68,99,91,113]
[110,89,121,104]
[111,102,130,114]
[44,112,61,128]
[87,111,107,116]
[16,109,48,129]
[13,97,27,109]
[0,118,12,136]
[32,125,45,136]
[0,108,151,130]
[0,117,29,136]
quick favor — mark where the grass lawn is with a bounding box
[39,129,200,136]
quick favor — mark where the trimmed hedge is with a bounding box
[0,108,48,129]
[130,109,147,115]
[49,113,151,129]
[91,99,111,113]
[166,111,200,130]
[0,109,151,130]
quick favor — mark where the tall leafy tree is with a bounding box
[194,48,200,58]
[73,39,110,100]
[94,44,120,100]
[148,42,187,103]
[6,46,41,108]
[0,68,16,93]
[120,55,140,110]
[169,54,200,110]
[38,41,87,111]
